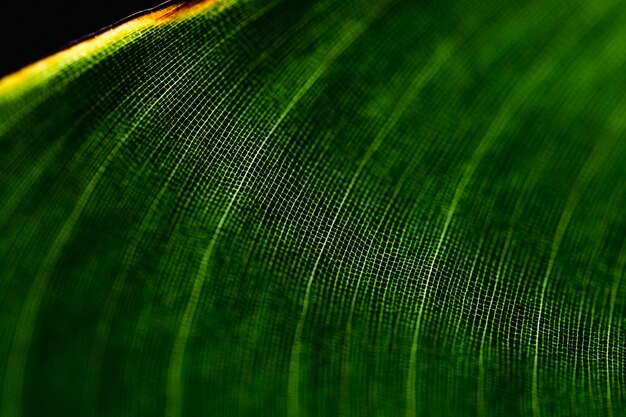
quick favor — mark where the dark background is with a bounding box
[0,1,167,77]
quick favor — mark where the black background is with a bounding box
[0,1,166,77]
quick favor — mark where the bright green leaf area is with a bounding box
[1,0,626,416]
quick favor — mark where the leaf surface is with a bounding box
[1,0,626,416]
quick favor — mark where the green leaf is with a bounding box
[1,0,626,416]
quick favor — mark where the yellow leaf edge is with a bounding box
[0,0,226,96]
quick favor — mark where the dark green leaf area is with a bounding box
[1,0,626,416]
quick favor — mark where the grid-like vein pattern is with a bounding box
[1,0,626,416]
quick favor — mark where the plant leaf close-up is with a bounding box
[1,0,626,416]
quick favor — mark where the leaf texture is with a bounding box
[1,0,626,416]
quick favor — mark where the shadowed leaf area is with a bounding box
[1,0,626,416]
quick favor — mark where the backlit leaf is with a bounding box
[1,0,626,416]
